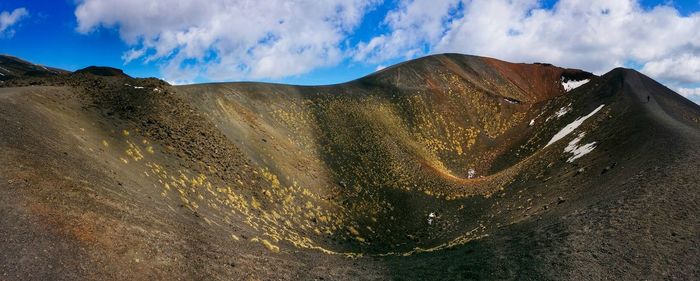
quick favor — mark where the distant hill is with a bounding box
[74,66,130,77]
[0,55,68,80]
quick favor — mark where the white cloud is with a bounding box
[358,0,700,94]
[0,7,29,37]
[677,87,700,104]
[641,53,700,84]
[75,0,379,84]
[353,0,461,63]
[121,48,145,64]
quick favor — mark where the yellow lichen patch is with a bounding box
[250,197,261,209]
[136,158,360,257]
[261,168,281,189]
[101,140,109,147]
[251,237,280,253]
[122,129,130,136]
[347,226,360,236]
[125,140,145,161]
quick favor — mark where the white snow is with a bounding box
[467,169,476,179]
[554,106,571,118]
[545,104,605,147]
[504,98,519,104]
[0,66,11,73]
[546,103,572,121]
[153,88,162,92]
[428,212,436,225]
[564,132,597,162]
[134,86,145,89]
[529,119,535,126]
[562,78,590,92]
[0,72,4,76]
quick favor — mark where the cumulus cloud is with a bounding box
[641,53,700,84]
[358,0,700,90]
[0,7,29,37]
[353,0,461,63]
[677,87,700,103]
[75,0,379,84]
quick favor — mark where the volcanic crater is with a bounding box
[1,53,698,280]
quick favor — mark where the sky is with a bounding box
[1,0,699,103]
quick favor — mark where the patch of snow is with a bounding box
[467,169,476,179]
[564,133,597,162]
[153,88,161,92]
[428,212,436,225]
[545,104,605,147]
[562,78,590,92]
[504,97,520,104]
[554,106,571,118]
[0,66,11,73]
[529,119,535,126]
[546,103,572,121]
[134,86,145,89]
[0,72,4,76]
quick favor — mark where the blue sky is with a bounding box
[0,0,400,84]
[1,1,699,102]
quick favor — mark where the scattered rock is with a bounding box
[602,162,617,174]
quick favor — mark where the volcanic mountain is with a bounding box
[1,54,698,280]
[0,55,68,81]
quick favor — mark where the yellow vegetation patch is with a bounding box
[347,226,360,236]
[250,197,261,209]
[252,237,280,253]
[125,140,145,161]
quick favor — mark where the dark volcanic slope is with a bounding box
[0,55,68,81]
[0,54,698,280]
